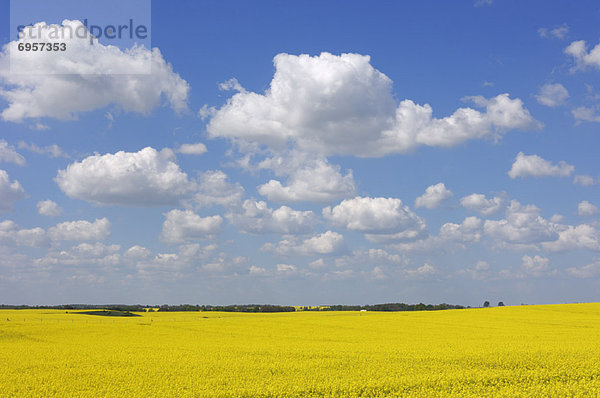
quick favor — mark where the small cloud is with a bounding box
[218,78,246,93]
[37,200,62,217]
[535,83,569,107]
[572,106,600,123]
[198,104,217,121]
[578,200,599,217]
[415,183,453,209]
[474,0,493,7]
[538,24,569,40]
[574,175,597,186]
[176,143,207,155]
[508,152,574,179]
[17,141,69,158]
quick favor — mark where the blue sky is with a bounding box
[0,0,599,306]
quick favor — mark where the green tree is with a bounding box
[483,301,490,307]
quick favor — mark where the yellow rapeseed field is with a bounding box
[1,303,600,397]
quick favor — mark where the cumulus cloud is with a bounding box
[0,20,189,122]
[439,216,483,243]
[36,242,120,268]
[542,224,600,252]
[193,170,244,208]
[484,201,558,246]
[37,200,62,216]
[508,152,574,178]
[567,260,600,278]
[263,231,345,256]
[0,140,26,165]
[401,263,437,278]
[521,255,552,277]
[460,193,504,216]
[565,39,600,70]
[0,220,48,247]
[0,170,26,213]
[460,260,492,280]
[56,147,195,206]
[578,201,599,217]
[207,52,539,157]
[227,199,316,234]
[160,210,223,244]
[415,183,452,209]
[535,83,569,107]
[257,155,356,203]
[48,218,111,241]
[323,196,425,236]
[176,143,207,155]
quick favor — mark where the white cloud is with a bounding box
[207,53,539,157]
[17,142,68,158]
[124,245,153,260]
[542,224,600,252]
[574,175,597,186]
[35,242,120,268]
[0,140,26,165]
[257,155,356,203]
[249,265,268,276]
[572,106,600,123]
[538,24,569,40]
[535,83,569,107]
[276,263,297,274]
[176,143,207,155]
[578,201,599,217]
[565,40,600,70]
[193,170,244,208]
[160,210,222,244]
[566,260,600,278]
[460,260,492,280]
[508,152,574,178]
[0,170,26,213]
[37,200,62,217]
[460,193,504,216]
[439,216,483,243]
[263,231,345,256]
[484,200,558,246]
[227,199,316,234]
[402,263,437,278]
[56,147,195,206]
[415,183,452,209]
[323,196,424,235]
[48,218,111,241]
[0,220,48,247]
[521,255,551,277]
[0,20,189,122]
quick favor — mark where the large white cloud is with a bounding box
[414,183,452,209]
[160,209,222,244]
[460,193,504,216]
[35,242,120,268]
[0,20,189,122]
[323,196,424,234]
[521,255,552,277]
[0,140,26,165]
[0,170,26,213]
[48,218,111,241]
[508,152,574,179]
[56,147,195,206]
[227,199,316,234]
[207,52,539,157]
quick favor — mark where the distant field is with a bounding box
[1,303,600,397]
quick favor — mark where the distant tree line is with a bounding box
[319,303,466,312]
[1,302,466,312]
